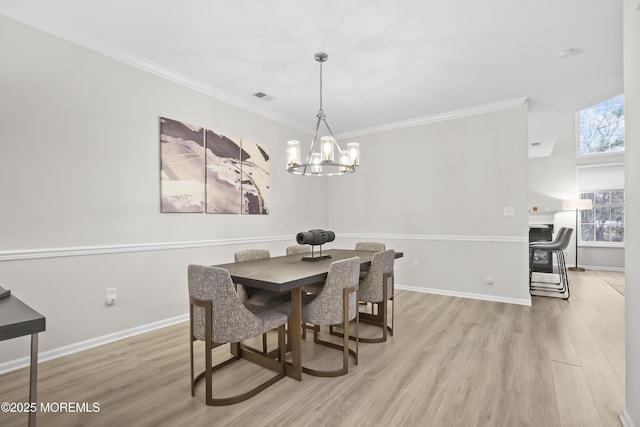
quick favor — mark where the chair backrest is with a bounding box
[188,264,262,344]
[303,257,360,325]
[286,245,310,255]
[355,242,386,252]
[553,227,568,244]
[234,249,270,262]
[557,228,574,251]
[530,227,566,246]
[359,249,395,302]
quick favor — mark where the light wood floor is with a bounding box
[0,270,625,427]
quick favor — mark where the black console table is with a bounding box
[0,294,46,427]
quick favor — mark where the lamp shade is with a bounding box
[562,199,593,210]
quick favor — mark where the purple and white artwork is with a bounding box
[160,117,205,213]
[205,130,241,214]
[159,117,270,214]
[241,139,270,215]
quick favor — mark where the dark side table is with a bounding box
[0,294,46,427]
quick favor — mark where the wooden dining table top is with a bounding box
[213,249,403,292]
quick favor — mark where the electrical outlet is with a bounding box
[105,287,117,306]
[412,258,420,268]
[503,206,516,217]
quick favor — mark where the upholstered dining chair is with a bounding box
[333,249,395,343]
[280,256,360,377]
[354,242,386,279]
[355,241,386,252]
[188,264,287,406]
[234,249,289,353]
[286,245,323,295]
[285,244,311,257]
[234,249,289,307]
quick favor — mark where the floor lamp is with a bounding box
[562,198,593,271]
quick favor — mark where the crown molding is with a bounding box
[0,5,309,134]
[1,5,527,139]
[336,97,529,139]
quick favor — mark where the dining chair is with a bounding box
[234,249,289,354]
[285,244,311,257]
[332,249,395,343]
[188,264,287,406]
[529,228,573,299]
[280,256,360,377]
[286,245,323,295]
[285,245,322,339]
[355,242,386,280]
[234,249,289,306]
[355,242,386,252]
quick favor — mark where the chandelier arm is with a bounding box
[302,114,324,175]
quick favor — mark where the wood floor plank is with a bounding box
[551,361,604,427]
[566,321,625,426]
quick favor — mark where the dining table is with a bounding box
[213,248,403,380]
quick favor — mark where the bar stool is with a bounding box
[529,227,573,299]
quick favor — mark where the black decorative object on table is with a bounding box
[295,229,335,261]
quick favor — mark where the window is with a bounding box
[578,95,624,156]
[579,190,625,243]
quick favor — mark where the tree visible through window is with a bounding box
[579,95,624,155]
[579,190,624,243]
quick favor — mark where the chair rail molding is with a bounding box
[0,235,293,262]
[336,232,528,244]
[0,233,527,262]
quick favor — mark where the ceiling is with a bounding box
[0,0,624,157]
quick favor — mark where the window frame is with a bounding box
[578,189,625,248]
[575,95,625,159]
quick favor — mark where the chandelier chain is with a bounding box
[319,60,323,113]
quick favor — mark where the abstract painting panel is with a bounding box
[205,130,242,214]
[241,139,270,215]
[160,117,205,212]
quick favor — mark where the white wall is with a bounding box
[528,112,625,271]
[0,16,328,364]
[623,1,640,426]
[0,14,533,370]
[328,105,531,304]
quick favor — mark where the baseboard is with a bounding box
[0,314,188,375]
[621,409,637,427]
[395,284,531,306]
[579,265,625,272]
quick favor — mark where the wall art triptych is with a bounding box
[159,117,269,214]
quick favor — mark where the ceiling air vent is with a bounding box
[252,92,274,101]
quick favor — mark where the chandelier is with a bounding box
[286,52,359,176]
